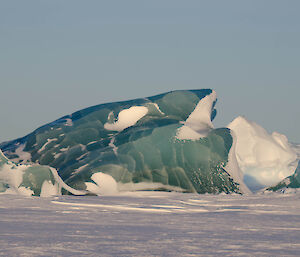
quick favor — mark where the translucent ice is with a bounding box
[0,89,245,195]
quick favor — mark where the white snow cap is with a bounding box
[176,90,216,140]
[228,116,298,191]
[104,106,148,132]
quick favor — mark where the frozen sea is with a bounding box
[0,191,300,256]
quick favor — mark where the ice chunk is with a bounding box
[228,116,298,191]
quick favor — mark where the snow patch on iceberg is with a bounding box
[104,106,148,131]
[13,144,31,163]
[176,90,216,140]
[64,118,73,126]
[228,116,298,191]
[38,138,58,153]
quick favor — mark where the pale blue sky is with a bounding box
[0,0,299,142]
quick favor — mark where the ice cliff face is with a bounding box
[0,89,247,195]
[228,116,298,191]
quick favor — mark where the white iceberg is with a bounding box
[228,116,298,191]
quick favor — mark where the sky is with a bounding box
[0,0,299,143]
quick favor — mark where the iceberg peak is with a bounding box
[176,90,217,140]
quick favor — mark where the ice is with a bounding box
[224,129,251,194]
[1,89,297,195]
[291,143,300,158]
[108,137,118,155]
[1,90,242,194]
[12,143,32,163]
[73,163,89,174]
[228,116,298,191]
[176,90,216,140]
[0,150,86,196]
[117,181,185,192]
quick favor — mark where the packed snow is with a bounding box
[104,106,148,131]
[0,191,300,256]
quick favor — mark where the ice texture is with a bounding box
[0,150,86,196]
[228,116,298,191]
[176,90,216,140]
[0,89,246,195]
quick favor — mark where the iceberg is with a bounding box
[0,89,248,195]
[228,116,298,191]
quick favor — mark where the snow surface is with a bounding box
[0,191,300,256]
[12,144,32,163]
[176,90,216,140]
[228,116,298,191]
[104,106,148,131]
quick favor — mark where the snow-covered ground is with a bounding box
[1,191,300,256]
